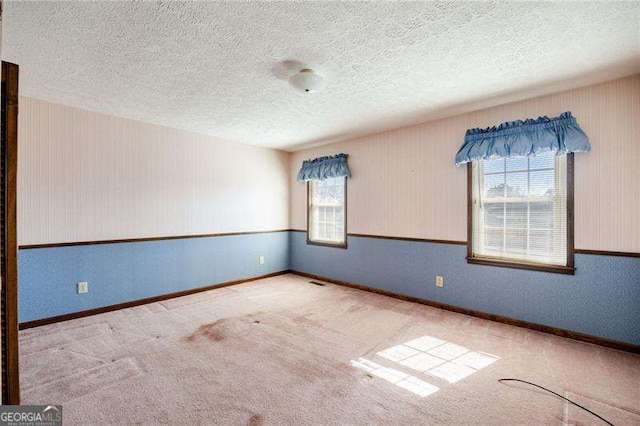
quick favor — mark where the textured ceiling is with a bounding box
[4,1,640,151]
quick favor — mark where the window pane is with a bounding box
[484,203,504,228]
[329,186,338,204]
[505,202,527,229]
[472,154,567,267]
[311,207,319,232]
[505,229,527,254]
[319,223,327,239]
[529,229,553,255]
[530,170,555,196]
[484,158,504,174]
[505,172,527,198]
[335,207,344,225]
[308,178,346,245]
[506,157,528,172]
[325,225,334,240]
[530,152,555,170]
[530,202,553,229]
[484,228,504,251]
[484,174,505,198]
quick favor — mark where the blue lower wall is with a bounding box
[19,229,640,346]
[290,231,640,346]
[19,231,289,323]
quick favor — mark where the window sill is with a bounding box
[466,256,575,275]
[307,239,348,249]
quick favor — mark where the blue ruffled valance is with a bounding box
[455,111,591,166]
[297,153,351,182]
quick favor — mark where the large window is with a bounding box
[468,152,574,274]
[307,177,347,248]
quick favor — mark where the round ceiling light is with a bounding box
[289,69,325,93]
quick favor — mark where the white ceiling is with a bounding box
[4,1,640,151]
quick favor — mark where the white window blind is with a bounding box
[308,177,346,245]
[471,152,568,266]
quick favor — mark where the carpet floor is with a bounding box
[20,273,640,425]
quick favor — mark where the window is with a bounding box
[468,152,574,274]
[307,177,347,248]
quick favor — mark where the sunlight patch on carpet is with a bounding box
[351,335,499,396]
[377,344,420,362]
[375,335,499,384]
[351,358,439,397]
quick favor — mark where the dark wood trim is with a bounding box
[345,177,348,247]
[306,177,348,249]
[23,229,639,258]
[1,61,20,405]
[348,234,467,246]
[466,256,575,275]
[465,155,576,274]
[306,181,311,244]
[19,270,290,330]
[290,270,640,355]
[293,229,640,257]
[566,153,575,268]
[293,228,468,246]
[306,240,348,249]
[466,162,473,259]
[575,249,640,258]
[19,229,290,250]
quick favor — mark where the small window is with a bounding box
[307,177,347,248]
[468,152,574,274]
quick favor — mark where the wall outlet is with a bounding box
[77,281,89,294]
[436,276,444,287]
[258,256,265,265]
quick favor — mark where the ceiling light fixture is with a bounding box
[289,69,325,93]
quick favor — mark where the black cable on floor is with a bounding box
[498,378,614,426]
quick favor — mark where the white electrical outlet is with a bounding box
[78,281,89,294]
[258,256,265,265]
[436,276,444,287]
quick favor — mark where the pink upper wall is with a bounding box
[18,98,290,245]
[290,75,640,253]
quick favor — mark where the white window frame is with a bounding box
[307,177,347,248]
[467,154,574,275]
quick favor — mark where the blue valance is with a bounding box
[455,111,591,166]
[297,153,351,182]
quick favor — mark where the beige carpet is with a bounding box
[20,274,640,425]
